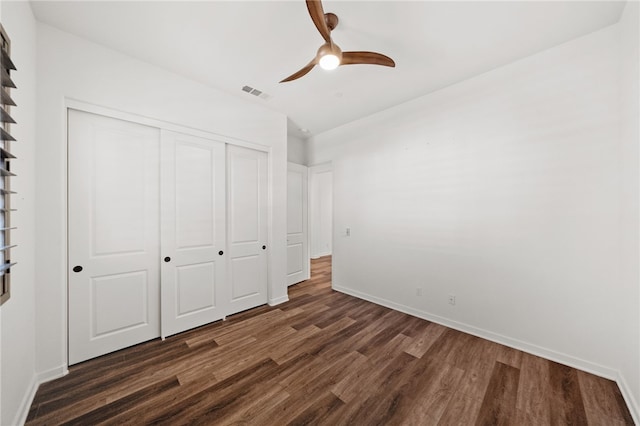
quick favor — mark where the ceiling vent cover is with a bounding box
[241,85,271,100]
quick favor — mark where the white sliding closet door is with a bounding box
[160,131,227,338]
[227,145,268,314]
[69,111,271,363]
[287,163,309,285]
[68,110,161,365]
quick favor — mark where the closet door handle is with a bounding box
[72,265,83,273]
[164,257,171,263]
[218,251,224,256]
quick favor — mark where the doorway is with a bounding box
[309,164,333,259]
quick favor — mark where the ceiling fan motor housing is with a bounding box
[317,42,342,62]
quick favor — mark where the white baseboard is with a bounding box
[310,251,331,259]
[12,375,38,426]
[37,364,68,384]
[617,371,640,425]
[12,364,68,426]
[268,295,289,306]
[333,284,620,380]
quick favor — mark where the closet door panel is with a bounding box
[161,131,226,338]
[230,255,260,299]
[175,143,215,248]
[68,110,161,365]
[227,145,268,314]
[175,262,216,315]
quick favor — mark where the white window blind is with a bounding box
[0,23,16,305]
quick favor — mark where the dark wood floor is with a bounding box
[27,256,633,425]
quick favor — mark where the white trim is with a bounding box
[333,283,620,380]
[61,95,69,369]
[12,365,68,426]
[268,295,289,306]
[37,364,69,384]
[617,371,640,425]
[65,98,269,153]
[267,140,275,311]
[310,251,332,259]
[308,162,333,173]
[12,375,37,426]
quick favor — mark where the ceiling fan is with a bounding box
[280,0,396,83]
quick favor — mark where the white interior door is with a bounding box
[310,165,333,258]
[227,145,268,314]
[287,163,309,285]
[160,131,227,338]
[68,110,160,365]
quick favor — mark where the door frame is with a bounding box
[64,99,272,365]
[286,162,310,285]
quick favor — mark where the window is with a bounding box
[0,23,16,305]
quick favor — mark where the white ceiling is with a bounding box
[30,1,625,139]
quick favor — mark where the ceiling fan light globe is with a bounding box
[319,54,340,70]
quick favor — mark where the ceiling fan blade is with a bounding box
[341,51,396,67]
[306,0,331,42]
[280,60,317,83]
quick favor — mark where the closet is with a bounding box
[67,109,268,364]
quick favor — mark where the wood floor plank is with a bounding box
[577,369,635,425]
[61,377,180,426]
[495,343,523,369]
[271,316,356,365]
[335,351,422,425]
[143,358,280,425]
[200,353,315,425]
[286,391,345,426]
[35,339,190,399]
[26,256,634,425]
[516,352,552,424]
[330,335,416,405]
[355,310,413,357]
[315,313,389,362]
[400,360,466,425]
[422,328,468,363]
[213,384,291,426]
[548,360,590,425]
[268,325,322,364]
[438,391,483,425]
[399,315,433,338]
[32,341,217,422]
[475,361,520,426]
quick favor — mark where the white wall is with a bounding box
[35,23,288,383]
[287,134,307,165]
[309,15,639,421]
[309,165,332,258]
[0,1,38,425]
[617,0,639,419]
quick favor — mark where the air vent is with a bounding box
[241,85,271,101]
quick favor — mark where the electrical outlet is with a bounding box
[345,227,351,237]
[416,287,422,296]
[448,295,456,305]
